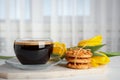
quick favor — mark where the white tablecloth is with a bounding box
[0,56,120,80]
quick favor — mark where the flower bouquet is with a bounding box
[52,35,120,69]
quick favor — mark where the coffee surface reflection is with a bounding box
[14,40,53,65]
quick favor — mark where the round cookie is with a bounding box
[66,57,91,63]
[65,48,93,69]
[66,54,92,58]
[66,48,92,58]
[67,62,91,69]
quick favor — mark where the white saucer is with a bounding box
[5,57,62,70]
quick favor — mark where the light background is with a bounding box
[0,0,120,56]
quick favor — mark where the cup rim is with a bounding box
[15,38,52,41]
[14,38,53,45]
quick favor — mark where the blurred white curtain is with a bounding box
[0,0,120,56]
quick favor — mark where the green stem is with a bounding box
[100,52,120,57]
[0,56,14,59]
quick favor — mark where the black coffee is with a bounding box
[14,40,53,65]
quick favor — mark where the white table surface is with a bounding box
[0,56,120,80]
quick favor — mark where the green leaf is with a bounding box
[0,56,14,59]
[92,52,103,56]
[79,44,105,53]
[100,52,120,57]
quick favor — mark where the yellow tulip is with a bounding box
[78,35,102,46]
[91,52,110,67]
[91,58,99,67]
[52,42,67,58]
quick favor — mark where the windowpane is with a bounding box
[77,0,84,16]
[57,0,73,16]
[57,0,62,16]
[43,0,51,16]
[77,0,90,16]
[25,0,31,20]
[0,0,5,20]
[0,0,31,20]
[15,0,31,20]
[10,0,16,20]
[0,0,90,20]
[63,0,73,16]
[84,0,90,16]
[57,0,90,16]
[16,0,20,20]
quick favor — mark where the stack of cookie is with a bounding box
[65,48,92,69]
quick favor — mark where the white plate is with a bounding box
[5,57,62,70]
